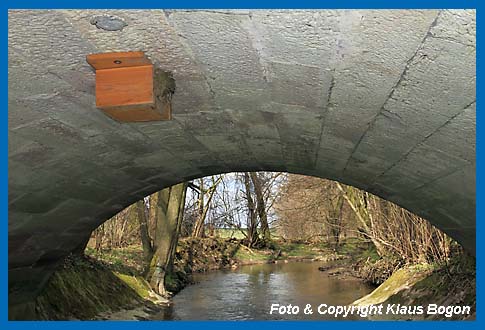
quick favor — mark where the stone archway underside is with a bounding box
[8,9,475,306]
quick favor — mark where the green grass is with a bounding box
[213,228,279,240]
[213,228,246,239]
[85,245,144,275]
[233,241,330,262]
[291,244,320,257]
[338,237,380,262]
[234,247,273,261]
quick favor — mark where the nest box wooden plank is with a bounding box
[86,51,171,122]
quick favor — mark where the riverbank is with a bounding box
[30,237,475,320]
[32,255,155,320]
[352,255,476,320]
[31,238,344,319]
[88,237,350,295]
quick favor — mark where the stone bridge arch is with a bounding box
[8,9,475,309]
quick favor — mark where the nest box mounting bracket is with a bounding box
[86,51,172,122]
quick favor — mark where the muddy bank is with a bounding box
[318,262,363,281]
[167,237,349,292]
[175,237,344,270]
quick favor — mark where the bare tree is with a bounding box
[274,174,352,243]
[335,183,387,256]
[243,172,259,247]
[250,172,271,242]
[191,176,223,238]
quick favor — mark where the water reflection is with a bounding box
[152,262,374,320]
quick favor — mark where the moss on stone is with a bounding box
[353,264,433,306]
[33,255,143,320]
[352,257,476,320]
[114,273,151,299]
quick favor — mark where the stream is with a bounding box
[148,261,374,320]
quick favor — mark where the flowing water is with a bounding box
[149,261,374,320]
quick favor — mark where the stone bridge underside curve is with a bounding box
[8,10,475,307]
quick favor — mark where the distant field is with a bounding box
[214,228,279,240]
[214,228,246,239]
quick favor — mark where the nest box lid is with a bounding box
[86,51,152,70]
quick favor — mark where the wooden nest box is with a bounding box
[86,51,173,122]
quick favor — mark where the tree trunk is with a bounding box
[335,183,387,257]
[243,173,258,247]
[250,172,271,241]
[136,200,153,275]
[191,179,205,238]
[192,176,222,238]
[148,194,158,241]
[148,183,187,296]
[94,225,103,251]
[166,186,187,273]
[330,195,344,250]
